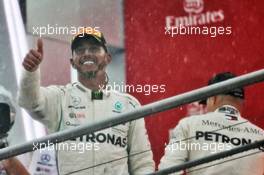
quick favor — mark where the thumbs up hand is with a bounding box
[22,38,44,72]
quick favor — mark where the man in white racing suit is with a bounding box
[18,28,154,175]
[159,72,264,175]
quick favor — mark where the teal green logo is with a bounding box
[114,101,123,111]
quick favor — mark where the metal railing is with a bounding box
[0,69,263,172]
[148,139,264,175]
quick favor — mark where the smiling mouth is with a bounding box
[83,60,95,65]
[80,58,97,65]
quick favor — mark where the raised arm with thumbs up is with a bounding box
[22,38,43,72]
[19,37,58,121]
[18,29,155,175]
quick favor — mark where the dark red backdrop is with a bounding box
[125,0,264,166]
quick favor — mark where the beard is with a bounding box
[77,55,99,79]
[75,54,108,80]
[77,64,105,80]
[78,69,108,90]
[79,70,97,79]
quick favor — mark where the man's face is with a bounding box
[71,38,109,76]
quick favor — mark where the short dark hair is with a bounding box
[199,72,245,104]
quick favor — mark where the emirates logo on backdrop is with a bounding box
[164,0,232,38]
[183,0,204,14]
[166,0,225,28]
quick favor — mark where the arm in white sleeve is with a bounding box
[18,68,62,132]
[159,118,189,175]
[127,98,155,175]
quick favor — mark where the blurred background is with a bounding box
[0,0,263,167]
